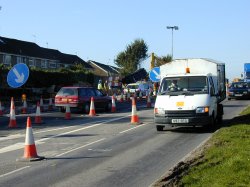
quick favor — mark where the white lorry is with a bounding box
[154,58,226,131]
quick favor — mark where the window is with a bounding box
[3,55,11,66]
[49,62,57,68]
[29,58,35,67]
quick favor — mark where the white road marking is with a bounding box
[55,138,106,157]
[0,116,128,154]
[0,134,23,142]
[119,123,147,134]
[0,166,30,178]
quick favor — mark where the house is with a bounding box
[0,36,93,70]
[88,60,122,93]
[88,60,120,77]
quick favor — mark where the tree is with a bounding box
[115,39,148,76]
[155,55,172,66]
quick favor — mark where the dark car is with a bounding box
[227,81,250,100]
[55,87,112,113]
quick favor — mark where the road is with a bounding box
[0,99,249,187]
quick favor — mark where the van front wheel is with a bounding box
[156,125,164,131]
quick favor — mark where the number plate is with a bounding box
[235,94,243,96]
[172,119,189,123]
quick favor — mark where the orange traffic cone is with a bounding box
[21,99,28,114]
[0,101,4,116]
[147,95,152,108]
[40,97,44,112]
[34,101,42,124]
[65,105,71,119]
[89,97,96,116]
[9,97,17,128]
[17,117,44,161]
[131,97,140,124]
[111,95,116,112]
[48,98,53,111]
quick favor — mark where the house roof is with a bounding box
[0,36,93,69]
[88,60,120,75]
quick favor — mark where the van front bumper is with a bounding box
[154,111,211,126]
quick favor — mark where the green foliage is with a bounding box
[155,54,172,66]
[0,65,94,88]
[115,39,148,76]
[179,108,250,187]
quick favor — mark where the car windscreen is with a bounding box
[127,85,139,89]
[57,88,78,96]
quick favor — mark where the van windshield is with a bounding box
[158,76,208,95]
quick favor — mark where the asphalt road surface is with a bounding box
[0,98,249,187]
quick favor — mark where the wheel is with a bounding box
[105,101,112,112]
[156,125,164,131]
[206,114,216,132]
[59,107,66,113]
[228,97,231,100]
[83,103,90,114]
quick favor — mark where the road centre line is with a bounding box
[119,123,148,134]
[36,116,128,143]
[55,138,106,157]
[0,116,128,154]
[0,166,30,178]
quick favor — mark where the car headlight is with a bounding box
[243,91,248,94]
[228,92,234,95]
[196,107,209,113]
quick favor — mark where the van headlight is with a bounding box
[154,108,165,114]
[196,107,209,113]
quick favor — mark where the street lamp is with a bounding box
[167,26,179,59]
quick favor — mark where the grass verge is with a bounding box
[177,106,250,187]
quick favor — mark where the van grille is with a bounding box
[165,110,196,117]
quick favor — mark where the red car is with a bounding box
[55,87,112,113]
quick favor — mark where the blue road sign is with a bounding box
[7,63,29,88]
[149,67,160,82]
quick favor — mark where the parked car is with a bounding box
[55,87,112,113]
[123,81,152,97]
[227,81,250,100]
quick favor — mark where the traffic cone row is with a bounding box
[17,117,44,161]
[40,97,44,112]
[34,101,42,124]
[131,97,140,124]
[147,95,152,108]
[65,105,71,120]
[111,95,116,113]
[21,99,28,114]
[89,97,96,116]
[9,97,17,128]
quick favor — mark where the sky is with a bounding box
[0,0,249,82]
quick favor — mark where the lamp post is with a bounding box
[167,26,179,59]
